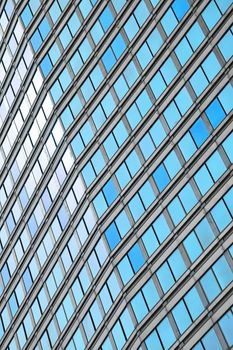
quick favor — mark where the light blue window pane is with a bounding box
[157,262,175,293]
[139,181,156,209]
[142,278,159,309]
[202,329,223,350]
[92,150,105,175]
[90,301,102,328]
[102,337,113,350]
[116,163,131,189]
[202,52,221,81]
[131,292,148,322]
[112,0,126,13]
[70,51,82,75]
[104,134,118,159]
[211,201,231,232]
[112,33,126,59]
[157,317,176,350]
[73,328,85,350]
[195,217,215,249]
[142,227,159,256]
[218,83,233,113]
[150,71,166,99]
[51,81,62,103]
[126,104,141,129]
[183,232,202,262]
[68,13,80,36]
[114,121,128,146]
[70,95,82,117]
[139,134,155,160]
[114,75,128,100]
[168,249,187,280]
[49,43,60,65]
[59,68,71,91]
[184,287,204,320]
[49,2,61,23]
[150,119,167,146]
[72,280,83,305]
[218,30,233,61]
[79,266,91,293]
[164,101,181,128]
[216,0,233,13]
[124,15,139,41]
[161,8,178,36]
[82,313,94,340]
[82,163,95,186]
[224,188,233,216]
[120,308,134,338]
[168,197,185,226]
[21,6,32,27]
[145,331,163,350]
[147,28,163,55]
[179,133,197,161]
[118,256,134,285]
[102,92,116,116]
[213,256,233,289]
[175,37,192,66]
[129,194,144,221]
[126,150,141,177]
[206,151,226,181]
[190,68,208,96]
[59,26,72,49]
[200,270,221,302]
[172,0,190,20]
[91,21,104,45]
[190,118,209,147]
[58,0,69,11]
[31,30,42,51]
[90,65,104,89]
[71,134,84,157]
[161,57,177,84]
[108,272,121,300]
[39,17,50,40]
[179,183,197,213]
[124,61,139,87]
[93,192,108,217]
[164,150,181,178]
[99,6,113,32]
[175,87,192,115]
[100,285,112,312]
[202,1,221,30]
[79,38,92,62]
[48,320,58,346]
[81,78,94,101]
[40,55,52,77]
[29,0,40,14]
[187,22,205,50]
[223,132,233,162]
[134,1,150,26]
[128,243,145,272]
[153,214,171,243]
[79,0,92,19]
[112,322,125,350]
[92,105,106,129]
[194,165,213,195]
[205,98,225,128]
[137,43,152,70]
[136,90,152,116]
[219,312,233,346]
[172,300,192,334]
[115,210,131,237]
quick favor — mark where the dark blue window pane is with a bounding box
[172,0,190,20]
[153,164,170,192]
[105,223,120,250]
[128,244,145,272]
[205,99,225,128]
[100,7,114,31]
[190,118,209,147]
[102,48,116,72]
[40,55,52,77]
[103,179,118,206]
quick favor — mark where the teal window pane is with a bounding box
[137,43,152,69]
[49,2,61,23]
[147,28,163,55]
[124,15,139,41]
[150,119,166,146]
[115,163,131,189]
[91,21,104,44]
[139,181,155,209]
[194,165,213,195]
[93,192,108,217]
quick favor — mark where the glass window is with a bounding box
[168,249,186,280]
[172,300,192,334]
[184,287,204,320]
[212,256,233,289]
[190,68,208,96]
[118,256,134,285]
[157,317,176,349]
[128,244,144,272]
[200,270,221,302]
[157,262,175,293]
[219,312,233,346]
[131,292,148,322]
[202,329,222,350]
[161,8,178,36]
[202,1,221,30]
[187,22,205,50]
[211,200,231,232]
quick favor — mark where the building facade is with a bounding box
[0,0,233,349]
